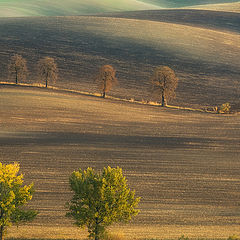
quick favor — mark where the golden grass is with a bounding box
[0,82,219,114]
[7,224,240,239]
[8,226,86,239]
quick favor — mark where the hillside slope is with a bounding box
[0,14,239,109]
[1,85,240,238]
[187,1,240,12]
[0,0,159,17]
[141,0,240,8]
[0,0,239,17]
[101,9,240,33]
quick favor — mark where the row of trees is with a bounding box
[0,163,140,240]
[8,54,58,88]
[7,54,179,106]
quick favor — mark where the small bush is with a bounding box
[218,102,231,114]
[227,235,239,240]
[178,235,190,240]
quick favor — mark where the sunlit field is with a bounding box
[1,85,240,239]
[0,0,239,17]
[0,0,158,17]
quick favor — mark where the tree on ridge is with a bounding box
[8,54,28,84]
[95,65,118,98]
[38,57,58,88]
[150,65,179,107]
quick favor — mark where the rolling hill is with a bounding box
[0,11,239,109]
[0,0,159,17]
[1,85,240,239]
[0,0,240,17]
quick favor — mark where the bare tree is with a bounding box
[38,57,58,88]
[150,66,179,107]
[8,54,28,84]
[96,65,118,98]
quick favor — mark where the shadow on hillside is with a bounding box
[0,131,235,150]
[100,9,240,33]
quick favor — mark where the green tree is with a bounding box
[95,65,118,98]
[8,54,28,84]
[38,57,58,88]
[0,163,37,240]
[66,166,140,240]
[150,65,178,107]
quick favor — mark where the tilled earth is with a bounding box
[0,86,240,238]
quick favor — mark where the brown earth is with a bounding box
[1,85,240,239]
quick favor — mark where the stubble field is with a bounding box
[1,85,240,239]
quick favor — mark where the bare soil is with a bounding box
[1,85,240,238]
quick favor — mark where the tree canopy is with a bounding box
[150,65,178,107]
[0,162,37,240]
[66,166,140,240]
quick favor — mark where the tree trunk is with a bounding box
[45,77,48,88]
[94,223,99,240]
[0,226,4,240]
[102,77,107,99]
[161,92,165,107]
[94,216,100,240]
[15,71,18,84]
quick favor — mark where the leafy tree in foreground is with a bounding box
[8,54,28,84]
[38,57,58,88]
[0,162,37,240]
[150,65,179,107]
[66,166,140,240]
[96,65,118,98]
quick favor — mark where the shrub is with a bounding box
[227,235,239,240]
[218,102,231,114]
[178,235,190,240]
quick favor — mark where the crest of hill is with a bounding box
[185,1,240,12]
[0,0,159,17]
[140,0,240,8]
[0,0,240,17]
[100,8,240,33]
